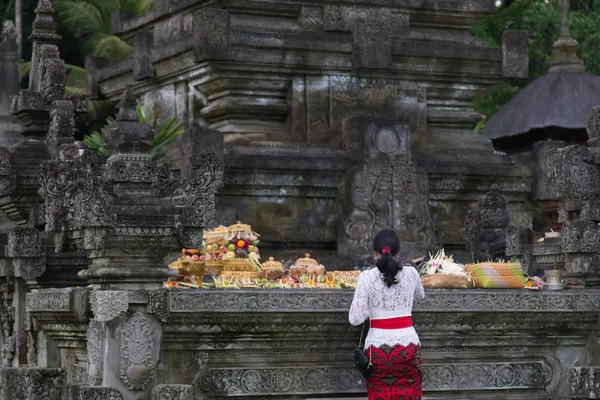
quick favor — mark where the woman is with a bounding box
[349,228,425,400]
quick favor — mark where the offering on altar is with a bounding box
[260,257,286,281]
[176,248,205,276]
[289,253,325,277]
[326,271,360,288]
[203,226,228,275]
[466,262,526,289]
[420,249,473,289]
[166,260,202,288]
[220,221,262,280]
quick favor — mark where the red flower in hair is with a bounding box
[381,246,390,255]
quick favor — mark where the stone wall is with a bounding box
[25,287,600,399]
[88,0,534,261]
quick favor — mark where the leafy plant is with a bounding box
[83,104,184,160]
[52,0,155,62]
[470,0,600,131]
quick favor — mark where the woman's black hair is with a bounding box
[373,228,402,288]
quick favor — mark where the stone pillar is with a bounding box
[533,140,563,201]
[549,144,600,283]
[505,224,533,273]
[37,84,223,399]
[0,21,20,117]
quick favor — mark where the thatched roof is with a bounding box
[482,0,600,150]
[482,71,600,141]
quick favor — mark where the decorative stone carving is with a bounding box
[118,312,159,391]
[561,219,600,275]
[299,6,323,30]
[338,120,438,262]
[463,184,509,263]
[0,21,20,116]
[198,366,363,396]
[7,226,47,279]
[46,100,74,159]
[65,385,123,400]
[0,147,15,198]
[0,367,65,400]
[90,290,128,322]
[570,367,600,399]
[152,384,194,400]
[549,145,600,214]
[87,320,104,385]
[193,8,230,61]
[501,30,529,78]
[0,277,15,366]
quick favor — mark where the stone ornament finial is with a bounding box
[0,21,19,61]
[549,0,584,73]
[30,0,60,43]
[116,85,140,122]
[102,85,154,154]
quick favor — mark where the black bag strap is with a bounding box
[359,321,372,363]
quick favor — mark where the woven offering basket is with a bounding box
[205,263,224,276]
[220,271,260,280]
[223,258,258,272]
[178,261,205,277]
[421,274,473,289]
[466,262,526,289]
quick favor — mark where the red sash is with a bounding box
[370,316,413,330]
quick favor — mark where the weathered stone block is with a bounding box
[152,384,194,399]
[0,368,65,400]
[133,30,154,81]
[502,30,529,78]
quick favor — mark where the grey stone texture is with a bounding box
[0,1,599,400]
[88,0,534,262]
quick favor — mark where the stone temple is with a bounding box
[0,0,599,399]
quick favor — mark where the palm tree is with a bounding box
[52,0,155,62]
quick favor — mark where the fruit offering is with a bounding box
[203,226,228,275]
[260,257,285,281]
[179,248,204,263]
[175,249,205,277]
[289,254,325,277]
[221,221,262,279]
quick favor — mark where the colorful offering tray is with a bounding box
[260,257,286,280]
[203,226,227,275]
[466,262,526,289]
[289,253,325,276]
[221,221,262,280]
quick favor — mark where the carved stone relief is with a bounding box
[118,312,160,391]
[152,384,194,400]
[338,158,438,261]
[90,290,128,322]
[463,184,509,263]
[570,367,600,399]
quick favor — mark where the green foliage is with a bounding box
[471,0,560,81]
[470,0,600,131]
[84,105,184,160]
[52,0,155,62]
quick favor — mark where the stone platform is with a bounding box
[24,288,600,399]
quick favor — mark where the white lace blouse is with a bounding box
[349,266,424,348]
